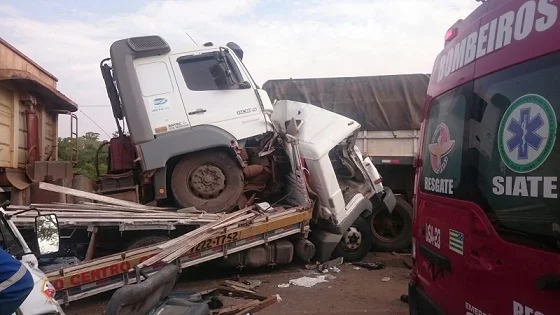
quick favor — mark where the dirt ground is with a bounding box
[63,252,411,315]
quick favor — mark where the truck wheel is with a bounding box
[332,216,372,262]
[369,197,413,252]
[126,235,170,250]
[171,151,244,213]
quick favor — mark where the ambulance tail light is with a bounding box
[471,210,491,236]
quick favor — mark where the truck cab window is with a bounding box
[0,217,23,256]
[177,51,243,91]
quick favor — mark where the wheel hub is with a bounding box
[343,227,362,251]
[189,165,226,199]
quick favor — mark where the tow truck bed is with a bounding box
[45,206,312,305]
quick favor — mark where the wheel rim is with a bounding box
[371,208,405,242]
[189,165,226,199]
[342,226,362,252]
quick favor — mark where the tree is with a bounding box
[57,132,110,181]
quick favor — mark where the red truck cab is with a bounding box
[410,0,560,314]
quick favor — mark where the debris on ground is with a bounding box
[392,251,412,256]
[288,275,330,288]
[322,274,336,280]
[242,279,264,289]
[318,257,344,271]
[209,281,279,314]
[278,283,290,288]
[402,259,413,269]
[305,257,344,271]
[351,261,386,270]
[354,267,362,270]
[224,280,259,293]
[382,277,391,282]
[400,294,409,304]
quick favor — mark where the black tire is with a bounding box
[171,151,244,213]
[332,216,373,262]
[126,235,170,250]
[369,197,413,252]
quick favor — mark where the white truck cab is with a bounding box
[101,36,282,213]
[0,206,64,315]
[272,100,396,261]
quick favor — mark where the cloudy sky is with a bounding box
[0,0,480,139]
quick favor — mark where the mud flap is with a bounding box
[309,229,343,263]
[382,186,397,213]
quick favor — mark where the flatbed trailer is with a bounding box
[45,206,312,305]
[6,202,222,260]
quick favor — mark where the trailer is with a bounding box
[263,74,429,252]
[44,205,312,305]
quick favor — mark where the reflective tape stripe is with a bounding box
[0,264,28,292]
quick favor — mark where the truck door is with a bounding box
[169,48,268,141]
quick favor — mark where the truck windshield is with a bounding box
[421,52,560,253]
[0,217,24,256]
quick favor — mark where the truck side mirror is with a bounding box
[211,50,251,89]
[210,61,234,89]
[35,214,60,256]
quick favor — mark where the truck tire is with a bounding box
[126,235,170,250]
[332,216,372,262]
[171,151,244,213]
[369,197,413,252]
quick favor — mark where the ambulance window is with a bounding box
[469,52,560,253]
[420,83,469,197]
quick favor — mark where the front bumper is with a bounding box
[408,283,444,315]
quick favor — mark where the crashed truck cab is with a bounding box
[271,100,396,261]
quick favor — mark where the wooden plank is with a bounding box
[141,209,254,267]
[38,182,153,210]
[236,295,278,314]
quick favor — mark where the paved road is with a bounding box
[63,252,411,314]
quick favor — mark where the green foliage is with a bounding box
[57,132,109,181]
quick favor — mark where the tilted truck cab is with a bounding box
[102,35,276,213]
